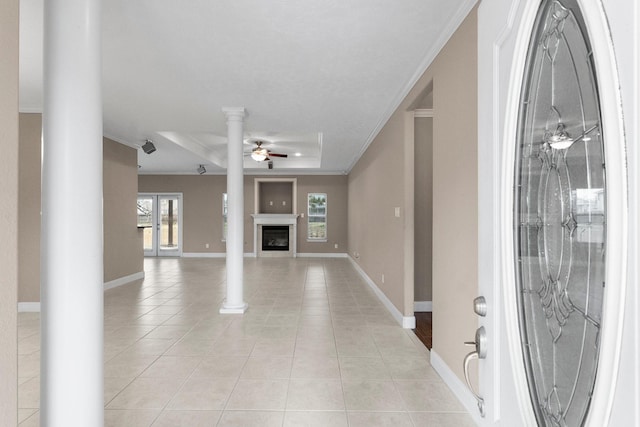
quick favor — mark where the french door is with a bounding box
[476,0,633,426]
[137,193,183,257]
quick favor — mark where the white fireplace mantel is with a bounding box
[252,214,299,257]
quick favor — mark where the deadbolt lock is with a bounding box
[473,296,487,317]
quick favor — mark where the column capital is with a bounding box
[222,107,246,120]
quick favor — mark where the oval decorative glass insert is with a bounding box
[514,1,606,426]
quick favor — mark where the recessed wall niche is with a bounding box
[254,178,297,214]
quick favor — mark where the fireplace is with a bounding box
[252,214,298,257]
[262,226,289,251]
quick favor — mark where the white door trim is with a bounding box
[478,1,539,423]
[138,192,184,257]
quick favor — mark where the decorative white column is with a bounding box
[41,0,104,425]
[220,107,248,314]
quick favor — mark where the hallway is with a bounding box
[18,257,473,426]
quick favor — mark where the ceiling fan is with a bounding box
[249,141,288,168]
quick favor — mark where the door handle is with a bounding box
[463,326,486,417]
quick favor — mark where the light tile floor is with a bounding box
[18,257,475,426]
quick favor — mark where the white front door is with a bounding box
[476,0,637,426]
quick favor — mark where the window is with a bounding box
[307,193,327,241]
[222,193,228,241]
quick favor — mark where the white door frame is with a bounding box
[138,192,183,257]
[477,0,636,425]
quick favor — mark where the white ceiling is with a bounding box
[19,0,474,175]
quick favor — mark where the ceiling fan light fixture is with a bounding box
[251,147,268,162]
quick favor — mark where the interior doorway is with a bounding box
[137,193,183,257]
[412,83,434,349]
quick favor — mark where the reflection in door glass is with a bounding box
[514,1,606,425]
[137,196,154,252]
[160,198,179,251]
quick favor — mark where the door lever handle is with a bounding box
[463,326,486,417]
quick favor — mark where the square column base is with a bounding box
[219,302,248,314]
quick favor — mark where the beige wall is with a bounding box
[18,114,42,302]
[296,175,348,253]
[138,175,232,253]
[17,116,143,301]
[429,8,478,384]
[0,0,19,422]
[348,7,478,383]
[138,174,348,255]
[348,113,407,313]
[414,117,433,302]
[103,138,143,282]
[259,182,293,214]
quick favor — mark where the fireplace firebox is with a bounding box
[262,226,289,251]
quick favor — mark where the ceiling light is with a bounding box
[197,164,206,175]
[294,152,302,157]
[251,147,268,162]
[141,139,156,154]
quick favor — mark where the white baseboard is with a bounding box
[430,349,484,426]
[182,252,257,258]
[184,253,349,259]
[104,271,145,291]
[183,252,226,258]
[402,315,416,329]
[297,253,349,258]
[18,302,41,312]
[414,301,433,312]
[18,272,145,312]
[348,256,416,329]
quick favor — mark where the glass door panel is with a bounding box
[138,194,182,257]
[514,1,605,425]
[137,195,155,256]
[159,196,180,255]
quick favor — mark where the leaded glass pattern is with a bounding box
[514,1,606,426]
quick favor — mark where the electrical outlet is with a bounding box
[334,243,338,249]
[205,243,209,249]
[270,201,273,206]
[394,207,401,217]
[382,274,385,283]
[282,201,286,206]
[301,213,304,218]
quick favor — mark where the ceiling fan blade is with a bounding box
[268,153,288,158]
